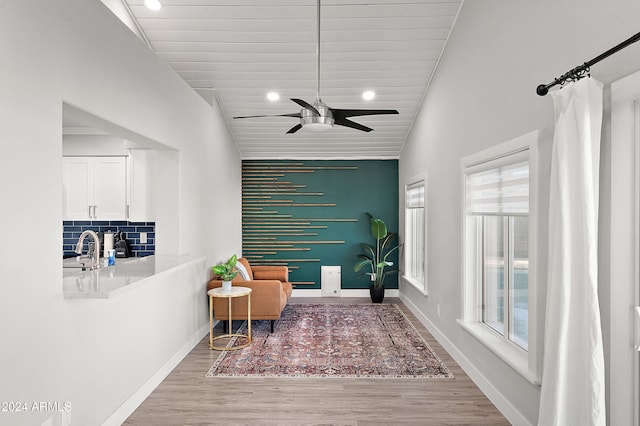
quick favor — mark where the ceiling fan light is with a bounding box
[304,122,333,132]
[267,92,280,101]
[362,90,375,100]
[145,0,162,11]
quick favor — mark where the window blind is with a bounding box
[406,181,424,208]
[467,161,528,215]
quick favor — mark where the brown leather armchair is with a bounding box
[208,257,292,332]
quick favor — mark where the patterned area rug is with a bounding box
[206,303,453,379]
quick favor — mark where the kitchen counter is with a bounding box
[63,255,206,299]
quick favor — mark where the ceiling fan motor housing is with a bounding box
[300,102,334,131]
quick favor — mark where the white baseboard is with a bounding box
[399,294,532,426]
[291,289,400,298]
[102,323,210,426]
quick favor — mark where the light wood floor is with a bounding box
[124,298,509,425]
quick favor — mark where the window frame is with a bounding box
[403,174,427,295]
[458,131,541,385]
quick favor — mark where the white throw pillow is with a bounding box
[234,261,251,280]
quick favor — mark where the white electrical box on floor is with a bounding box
[321,266,341,297]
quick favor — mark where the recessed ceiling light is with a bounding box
[267,92,280,101]
[362,91,375,101]
[145,0,162,11]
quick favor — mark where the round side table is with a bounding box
[208,286,252,351]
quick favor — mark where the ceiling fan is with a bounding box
[233,0,399,134]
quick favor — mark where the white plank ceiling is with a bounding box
[120,0,463,158]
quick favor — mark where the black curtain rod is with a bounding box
[536,31,640,96]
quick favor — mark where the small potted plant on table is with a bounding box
[212,254,238,292]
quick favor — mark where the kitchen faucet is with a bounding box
[75,230,101,270]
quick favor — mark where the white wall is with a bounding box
[398,0,640,424]
[0,1,241,424]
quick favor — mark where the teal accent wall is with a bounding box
[243,160,398,290]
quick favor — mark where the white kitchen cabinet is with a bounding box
[63,157,127,220]
[127,150,156,222]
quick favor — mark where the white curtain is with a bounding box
[538,77,605,425]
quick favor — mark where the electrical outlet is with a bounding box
[436,303,441,317]
[140,232,147,244]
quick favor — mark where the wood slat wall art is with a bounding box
[242,161,358,287]
[242,160,398,289]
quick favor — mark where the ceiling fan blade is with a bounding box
[331,109,399,119]
[233,113,301,119]
[286,124,303,134]
[334,117,373,132]
[290,98,320,115]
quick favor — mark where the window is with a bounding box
[469,160,529,350]
[459,131,540,384]
[404,178,426,293]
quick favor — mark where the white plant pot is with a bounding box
[222,281,232,292]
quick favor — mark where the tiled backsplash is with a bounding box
[63,220,155,258]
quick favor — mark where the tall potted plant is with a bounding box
[354,213,399,303]
[212,254,238,292]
